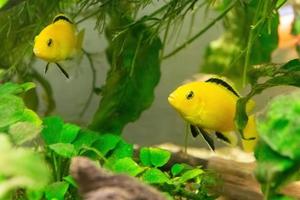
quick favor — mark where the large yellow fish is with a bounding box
[168,77,257,152]
[33,14,84,78]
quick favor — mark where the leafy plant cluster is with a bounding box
[254,92,300,200]
[0,82,218,200]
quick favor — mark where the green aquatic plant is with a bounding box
[201,0,283,85]
[235,59,300,139]
[0,82,218,200]
[255,93,300,200]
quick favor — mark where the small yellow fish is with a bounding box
[33,14,84,78]
[168,77,257,152]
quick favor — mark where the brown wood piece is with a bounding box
[70,157,167,200]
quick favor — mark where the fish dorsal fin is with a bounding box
[205,77,240,97]
[53,14,73,24]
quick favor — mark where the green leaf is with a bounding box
[201,0,279,83]
[89,16,162,134]
[92,134,121,156]
[112,157,144,177]
[139,148,151,166]
[105,140,134,169]
[292,16,300,35]
[254,141,297,193]
[178,169,204,183]
[171,163,185,177]
[49,143,77,158]
[26,189,44,200]
[20,109,42,126]
[0,135,50,198]
[149,148,171,167]
[0,82,35,96]
[235,97,250,134]
[9,122,41,145]
[109,140,133,160]
[236,59,300,135]
[0,95,25,128]
[72,129,99,152]
[60,123,80,144]
[140,147,171,167]
[0,0,9,9]
[63,175,77,188]
[258,93,300,160]
[142,168,170,184]
[45,181,69,200]
[41,116,64,145]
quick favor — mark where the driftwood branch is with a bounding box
[70,157,167,200]
[157,144,300,200]
[70,145,300,200]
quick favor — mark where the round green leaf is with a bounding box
[49,143,77,158]
[178,169,203,183]
[142,168,170,184]
[93,134,121,156]
[45,181,69,200]
[139,147,151,166]
[171,163,185,177]
[112,157,144,177]
[41,116,64,145]
[9,122,41,145]
[258,93,300,160]
[0,95,24,128]
[60,123,80,143]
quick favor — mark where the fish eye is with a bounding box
[186,91,194,100]
[47,38,53,47]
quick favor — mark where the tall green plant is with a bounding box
[89,3,161,133]
[201,0,283,85]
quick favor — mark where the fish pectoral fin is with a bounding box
[45,63,50,74]
[190,125,199,137]
[197,127,215,151]
[55,63,69,79]
[215,131,238,147]
[76,29,85,50]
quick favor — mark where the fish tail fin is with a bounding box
[241,115,258,152]
[246,99,256,114]
[76,29,85,50]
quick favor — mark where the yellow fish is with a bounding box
[33,14,84,78]
[168,77,257,152]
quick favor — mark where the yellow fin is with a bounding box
[241,115,258,152]
[76,29,85,50]
[246,99,256,114]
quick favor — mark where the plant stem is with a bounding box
[242,1,272,86]
[31,68,55,115]
[80,49,97,118]
[163,0,237,59]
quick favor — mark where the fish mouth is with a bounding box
[168,93,178,108]
[33,47,38,55]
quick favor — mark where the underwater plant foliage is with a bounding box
[2,0,300,199]
[0,82,219,199]
[89,4,162,134]
[255,93,300,200]
[201,0,280,85]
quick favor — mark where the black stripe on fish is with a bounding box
[190,125,199,137]
[197,127,215,151]
[215,131,231,144]
[53,15,73,24]
[205,78,240,97]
